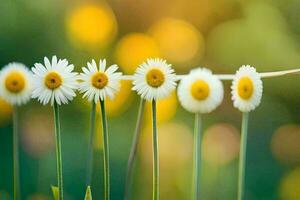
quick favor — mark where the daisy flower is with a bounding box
[132,58,177,101]
[178,68,224,114]
[78,59,122,103]
[31,56,78,105]
[231,65,263,112]
[0,63,33,105]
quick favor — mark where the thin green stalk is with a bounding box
[193,113,202,200]
[86,102,96,186]
[13,106,20,200]
[100,100,110,200]
[238,112,249,200]
[152,100,159,200]
[124,99,146,200]
[53,102,63,200]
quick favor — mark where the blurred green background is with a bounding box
[1,0,300,199]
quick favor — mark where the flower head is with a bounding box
[31,56,78,105]
[132,58,177,101]
[178,68,224,113]
[0,63,33,105]
[231,65,263,112]
[78,59,122,103]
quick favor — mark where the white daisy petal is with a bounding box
[132,58,177,101]
[231,65,263,112]
[0,62,33,106]
[31,56,78,106]
[78,59,122,103]
[178,68,224,114]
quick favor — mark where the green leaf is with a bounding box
[84,186,92,200]
[51,186,59,200]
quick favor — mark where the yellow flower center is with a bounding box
[91,72,108,89]
[190,80,210,100]
[5,71,25,93]
[146,68,165,88]
[44,72,62,89]
[237,77,254,100]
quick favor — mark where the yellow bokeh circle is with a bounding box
[144,91,178,124]
[140,122,193,169]
[271,124,300,165]
[66,3,118,49]
[105,80,134,117]
[114,33,161,74]
[202,123,240,165]
[279,167,300,200]
[0,97,12,125]
[149,18,205,66]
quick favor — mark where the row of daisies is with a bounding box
[0,56,262,113]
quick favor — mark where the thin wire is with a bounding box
[119,68,300,81]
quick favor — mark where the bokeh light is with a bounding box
[138,122,193,200]
[149,18,205,70]
[202,123,240,165]
[94,119,103,151]
[279,167,300,200]
[114,33,161,74]
[1,0,300,199]
[271,124,300,165]
[144,91,178,124]
[0,191,10,200]
[0,97,12,126]
[21,109,54,158]
[207,1,300,71]
[105,80,134,117]
[65,3,117,50]
[26,193,51,200]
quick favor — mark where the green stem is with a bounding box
[124,99,146,200]
[13,106,20,200]
[193,113,202,200]
[100,100,110,200]
[238,112,249,200]
[86,102,96,186]
[53,102,63,200]
[152,100,159,200]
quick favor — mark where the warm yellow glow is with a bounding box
[190,80,210,100]
[237,77,254,100]
[114,33,160,74]
[202,123,240,165]
[138,122,193,199]
[0,97,12,126]
[145,91,178,123]
[271,125,300,165]
[44,72,62,90]
[21,111,54,158]
[140,123,193,169]
[146,68,165,88]
[91,72,108,89]
[149,18,205,65]
[105,80,133,117]
[280,168,300,200]
[26,193,51,200]
[66,3,117,49]
[5,71,25,93]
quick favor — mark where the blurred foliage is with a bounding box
[1,0,300,199]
